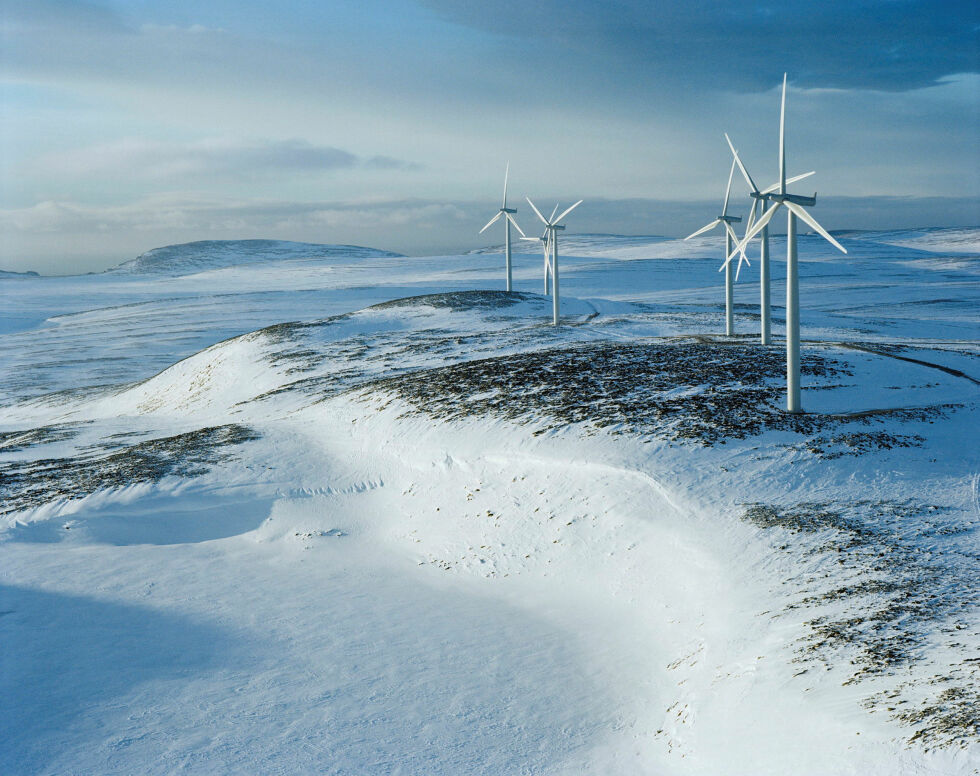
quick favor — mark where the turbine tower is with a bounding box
[684,160,746,336]
[526,197,583,326]
[725,74,847,414]
[479,163,525,292]
[725,132,814,345]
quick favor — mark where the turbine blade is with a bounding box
[721,204,781,268]
[549,203,559,222]
[722,158,736,216]
[502,162,510,209]
[526,197,548,225]
[779,73,787,195]
[685,219,721,240]
[722,219,750,272]
[786,170,815,187]
[555,199,583,223]
[745,202,780,243]
[761,170,815,195]
[725,133,759,193]
[735,254,751,281]
[722,218,741,248]
[505,212,526,238]
[745,198,759,234]
[731,226,752,279]
[785,201,847,254]
[479,211,503,234]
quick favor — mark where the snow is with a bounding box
[109,239,403,275]
[1,233,978,774]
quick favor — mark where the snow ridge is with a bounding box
[109,239,403,275]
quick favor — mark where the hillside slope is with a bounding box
[1,231,977,774]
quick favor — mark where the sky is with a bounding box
[1,0,978,273]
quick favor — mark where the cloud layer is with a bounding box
[421,0,980,91]
[1,0,977,272]
[36,138,416,181]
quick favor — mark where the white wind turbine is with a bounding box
[479,163,525,292]
[684,159,746,336]
[519,205,557,295]
[724,132,815,345]
[724,74,847,414]
[526,197,583,326]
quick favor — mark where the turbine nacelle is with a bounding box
[767,193,816,207]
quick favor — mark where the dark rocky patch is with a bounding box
[888,677,979,751]
[0,425,259,515]
[0,422,90,452]
[255,314,350,345]
[370,290,536,312]
[743,500,979,749]
[354,342,954,446]
[785,431,927,459]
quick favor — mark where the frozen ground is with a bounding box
[1,231,978,774]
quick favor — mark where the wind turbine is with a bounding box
[479,163,525,292]
[724,132,815,345]
[724,74,847,414]
[684,159,746,336]
[526,197,583,326]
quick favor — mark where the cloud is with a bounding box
[0,195,469,235]
[364,155,422,171]
[419,0,980,91]
[34,138,417,182]
[0,0,131,35]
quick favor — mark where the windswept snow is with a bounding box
[109,239,403,275]
[1,232,978,774]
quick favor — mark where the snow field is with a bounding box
[1,233,977,773]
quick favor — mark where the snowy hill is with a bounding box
[842,227,980,255]
[0,230,978,774]
[109,239,403,276]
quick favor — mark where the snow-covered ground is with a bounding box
[1,232,977,774]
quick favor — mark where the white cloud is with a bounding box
[32,138,419,182]
[0,195,469,236]
[139,23,225,35]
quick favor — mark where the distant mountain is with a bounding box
[108,239,403,276]
[840,227,980,255]
[0,269,40,278]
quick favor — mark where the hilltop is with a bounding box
[108,239,403,276]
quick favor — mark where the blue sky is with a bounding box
[1,0,978,272]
